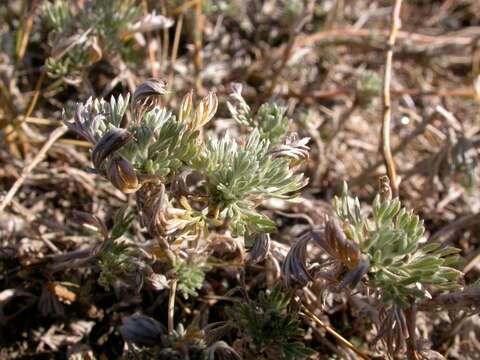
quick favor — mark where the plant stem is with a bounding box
[193,0,203,93]
[381,0,403,197]
[301,305,370,360]
[0,125,67,213]
[168,279,178,335]
[167,13,184,102]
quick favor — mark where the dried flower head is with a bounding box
[120,314,163,347]
[125,11,174,34]
[106,156,139,193]
[206,341,241,360]
[178,90,194,123]
[267,134,310,161]
[72,210,108,240]
[246,233,271,265]
[92,128,132,169]
[132,78,167,122]
[282,233,312,288]
[190,91,218,131]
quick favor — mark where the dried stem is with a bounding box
[381,0,403,197]
[5,67,46,145]
[167,13,184,101]
[193,0,203,92]
[168,278,178,335]
[405,305,420,360]
[160,1,169,72]
[352,107,438,187]
[142,0,158,78]
[157,236,176,264]
[0,125,67,213]
[15,0,37,63]
[301,305,370,360]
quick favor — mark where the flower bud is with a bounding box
[191,91,218,130]
[119,314,163,347]
[178,90,193,123]
[91,128,132,169]
[281,233,312,288]
[132,78,167,122]
[107,156,139,193]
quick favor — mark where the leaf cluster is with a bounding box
[227,83,289,145]
[333,182,463,306]
[173,257,209,299]
[192,129,307,235]
[226,286,314,360]
[65,81,309,238]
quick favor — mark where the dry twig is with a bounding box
[381,0,403,197]
[168,279,178,335]
[301,305,370,360]
[0,125,67,214]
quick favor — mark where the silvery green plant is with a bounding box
[282,177,464,356]
[331,180,463,306]
[64,78,309,289]
[42,0,173,80]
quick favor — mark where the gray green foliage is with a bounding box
[333,182,463,306]
[174,258,209,299]
[97,239,137,290]
[65,81,309,238]
[227,83,289,145]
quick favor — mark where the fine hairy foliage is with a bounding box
[332,181,463,306]
[225,286,315,360]
[228,83,289,145]
[282,178,467,356]
[173,257,209,299]
[65,79,309,240]
[191,128,307,235]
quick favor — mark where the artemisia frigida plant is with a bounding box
[64,79,313,358]
[282,176,468,358]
